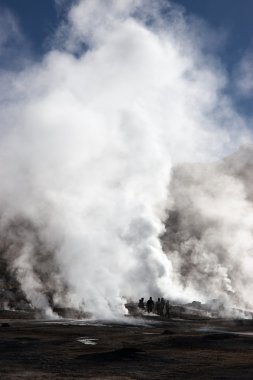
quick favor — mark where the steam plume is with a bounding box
[0,0,252,317]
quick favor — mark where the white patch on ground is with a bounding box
[77,337,98,345]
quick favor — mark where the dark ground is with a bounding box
[1,311,253,379]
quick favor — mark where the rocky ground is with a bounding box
[1,311,253,379]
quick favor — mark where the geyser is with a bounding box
[0,0,251,317]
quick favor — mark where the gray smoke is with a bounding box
[0,0,252,317]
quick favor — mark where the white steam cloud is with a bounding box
[0,0,252,317]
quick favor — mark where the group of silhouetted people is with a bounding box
[138,297,170,317]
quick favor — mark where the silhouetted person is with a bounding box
[160,297,165,316]
[155,298,161,315]
[138,297,145,309]
[147,297,154,313]
[165,300,170,318]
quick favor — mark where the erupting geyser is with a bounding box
[0,0,252,318]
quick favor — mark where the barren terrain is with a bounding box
[1,311,253,379]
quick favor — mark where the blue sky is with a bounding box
[0,0,59,55]
[179,0,253,66]
[0,0,252,67]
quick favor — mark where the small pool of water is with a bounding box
[77,337,98,345]
[195,327,253,337]
[143,332,160,335]
[237,332,253,336]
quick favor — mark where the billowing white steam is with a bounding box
[163,145,253,314]
[0,0,252,317]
